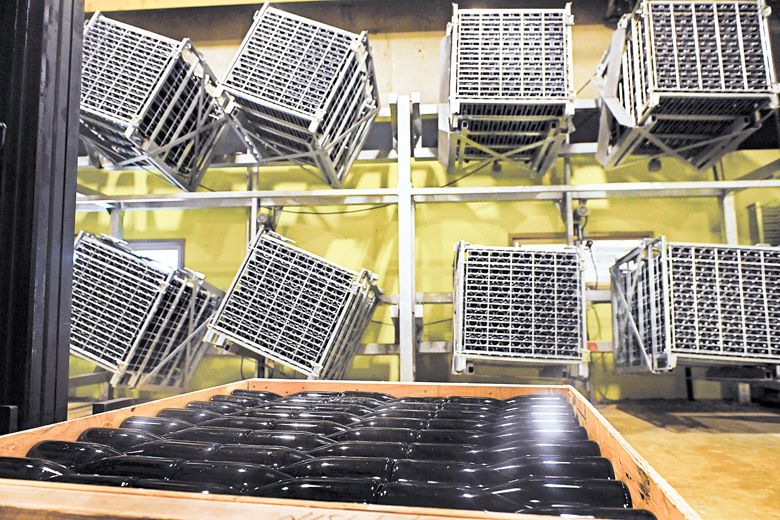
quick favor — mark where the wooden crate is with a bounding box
[0,380,700,520]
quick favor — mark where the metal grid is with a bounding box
[69,232,222,389]
[221,5,379,187]
[452,242,586,373]
[612,238,780,372]
[80,12,230,191]
[124,275,224,389]
[70,233,172,373]
[748,202,780,246]
[206,230,382,379]
[597,0,779,170]
[439,5,575,176]
[610,237,673,372]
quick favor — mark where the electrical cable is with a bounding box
[439,160,494,188]
[576,76,594,95]
[239,356,246,380]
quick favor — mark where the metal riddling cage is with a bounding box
[439,4,575,176]
[69,233,222,389]
[220,4,380,187]
[79,12,230,191]
[205,230,382,379]
[597,0,779,170]
[611,238,780,373]
[452,242,586,373]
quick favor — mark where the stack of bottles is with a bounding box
[0,390,656,518]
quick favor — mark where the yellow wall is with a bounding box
[75,148,780,400]
[73,3,780,400]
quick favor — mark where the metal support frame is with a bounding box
[75,91,780,383]
[396,94,416,381]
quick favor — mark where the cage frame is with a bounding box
[69,232,222,390]
[219,3,380,187]
[597,0,780,170]
[79,12,232,192]
[452,241,588,373]
[439,3,576,177]
[611,237,780,373]
[205,229,382,379]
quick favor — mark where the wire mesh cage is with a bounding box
[452,242,586,373]
[748,202,780,246]
[205,230,382,379]
[69,233,223,389]
[611,237,780,373]
[79,12,231,191]
[439,4,575,177]
[220,4,380,187]
[597,0,779,169]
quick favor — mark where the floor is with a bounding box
[600,400,780,520]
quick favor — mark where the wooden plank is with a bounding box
[0,379,698,520]
[0,480,549,520]
[568,390,702,520]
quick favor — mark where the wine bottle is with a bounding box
[84,455,183,480]
[433,409,493,421]
[210,394,265,408]
[185,401,244,414]
[283,456,393,481]
[484,428,590,445]
[375,481,491,511]
[426,418,490,431]
[327,397,386,409]
[125,440,220,461]
[355,417,426,429]
[119,416,195,436]
[329,427,417,443]
[170,460,290,493]
[243,430,332,451]
[491,456,615,480]
[339,391,395,402]
[413,429,482,444]
[230,389,281,400]
[209,444,312,468]
[479,441,601,462]
[527,506,657,519]
[391,459,502,487]
[0,456,71,481]
[55,473,135,487]
[77,428,162,452]
[156,408,223,425]
[489,478,632,510]
[26,441,122,471]
[294,411,363,426]
[309,441,408,459]
[201,417,277,430]
[289,391,341,399]
[250,477,380,503]
[503,395,569,406]
[308,403,375,416]
[367,409,434,420]
[237,409,296,420]
[272,419,347,436]
[135,478,236,495]
[407,443,483,463]
[165,427,251,445]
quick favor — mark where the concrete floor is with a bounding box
[600,400,780,520]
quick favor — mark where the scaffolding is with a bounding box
[80,12,231,191]
[220,3,379,187]
[69,232,223,388]
[612,237,780,373]
[439,4,575,176]
[205,230,381,379]
[597,0,779,169]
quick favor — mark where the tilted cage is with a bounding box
[79,13,230,191]
[205,230,381,379]
[611,237,780,373]
[452,242,586,373]
[220,4,379,187]
[597,0,779,169]
[748,202,780,246]
[69,233,223,389]
[439,4,575,176]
